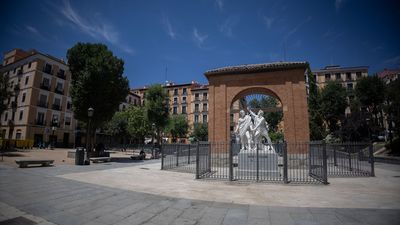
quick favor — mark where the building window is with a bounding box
[174,89,178,96]
[37,112,45,125]
[19,110,23,120]
[25,76,29,85]
[182,106,187,114]
[203,114,208,123]
[203,103,207,111]
[335,73,341,80]
[325,74,331,81]
[14,68,17,73]
[203,93,207,100]
[194,115,199,123]
[52,114,59,125]
[356,72,362,79]
[41,77,50,90]
[38,94,47,107]
[4,112,8,121]
[183,88,187,95]
[195,104,199,112]
[173,106,177,114]
[22,93,26,102]
[67,101,72,110]
[28,62,32,68]
[173,97,178,104]
[346,72,352,81]
[43,63,52,74]
[53,98,61,110]
[16,130,22,140]
[65,117,71,126]
[134,99,137,106]
[195,93,199,100]
[347,83,353,91]
[182,96,186,103]
[128,97,131,103]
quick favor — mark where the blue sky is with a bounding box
[1,0,399,88]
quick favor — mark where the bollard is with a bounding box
[195,142,200,179]
[369,142,375,177]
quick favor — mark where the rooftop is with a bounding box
[313,65,369,73]
[204,61,309,77]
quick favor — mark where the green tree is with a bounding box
[191,123,208,141]
[0,73,11,116]
[104,110,129,144]
[355,76,386,129]
[67,43,129,149]
[145,84,169,144]
[127,106,151,143]
[320,81,347,135]
[307,66,326,140]
[165,115,189,142]
[248,96,283,132]
[386,79,400,139]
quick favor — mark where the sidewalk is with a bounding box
[0,161,399,225]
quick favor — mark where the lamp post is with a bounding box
[86,107,94,162]
[51,119,58,150]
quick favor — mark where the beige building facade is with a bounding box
[0,49,77,147]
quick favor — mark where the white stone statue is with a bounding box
[247,107,275,152]
[235,110,253,151]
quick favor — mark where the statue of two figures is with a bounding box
[235,107,275,152]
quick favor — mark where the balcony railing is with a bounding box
[52,104,61,111]
[35,120,46,126]
[54,88,64,95]
[40,83,50,91]
[37,101,48,108]
[57,72,66,80]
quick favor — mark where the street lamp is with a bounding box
[51,119,58,150]
[86,107,94,163]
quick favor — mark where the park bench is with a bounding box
[90,157,112,163]
[15,159,54,168]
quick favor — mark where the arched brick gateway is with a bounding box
[204,62,310,145]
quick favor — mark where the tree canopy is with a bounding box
[145,84,169,144]
[320,81,347,134]
[248,96,283,132]
[307,66,325,140]
[0,73,11,116]
[127,106,151,142]
[165,115,189,142]
[191,122,208,142]
[66,43,129,129]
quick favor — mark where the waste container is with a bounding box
[75,147,85,165]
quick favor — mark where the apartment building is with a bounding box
[0,49,77,147]
[313,65,368,91]
[132,81,207,142]
[118,90,141,111]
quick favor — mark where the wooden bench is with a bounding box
[15,159,54,168]
[90,157,112,163]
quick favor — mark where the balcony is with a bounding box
[57,71,66,80]
[35,120,46,126]
[42,66,52,75]
[203,108,208,112]
[54,88,64,95]
[37,101,48,108]
[40,83,50,91]
[52,104,61,111]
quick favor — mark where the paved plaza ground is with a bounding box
[0,149,400,225]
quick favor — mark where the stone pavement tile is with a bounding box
[289,212,318,225]
[269,211,296,225]
[248,205,269,219]
[44,211,93,225]
[148,208,183,225]
[311,213,343,225]
[334,209,364,224]
[222,207,249,225]
[171,217,197,225]
[179,204,208,221]
[115,211,156,225]
[170,199,192,211]
[92,213,125,225]
[78,204,121,221]
[143,200,173,214]
[112,201,153,217]
[197,206,228,225]
[347,209,400,225]
[246,218,271,225]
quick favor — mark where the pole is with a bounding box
[369,142,375,177]
[322,141,329,184]
[229,141,233,181]
[283,142,288,184]
[188,144,191,164]
[161,144,164,170]
[195,142,200,179]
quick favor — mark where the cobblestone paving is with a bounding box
[0,161,399,225]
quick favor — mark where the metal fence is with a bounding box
[161,142,374,184]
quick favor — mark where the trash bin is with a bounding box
[75,147,85,165]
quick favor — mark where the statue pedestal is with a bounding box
[237,150,280,178]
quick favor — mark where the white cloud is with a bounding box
[383,55,400,66]
[25,25,40,35]
[215,0,224,10]
[220,17,239,37]
[263,16,275,29]
[161,15,177,39]
[60,0,133,54]
[193,28,208,48]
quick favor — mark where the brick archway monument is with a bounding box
[204,62,310,145]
